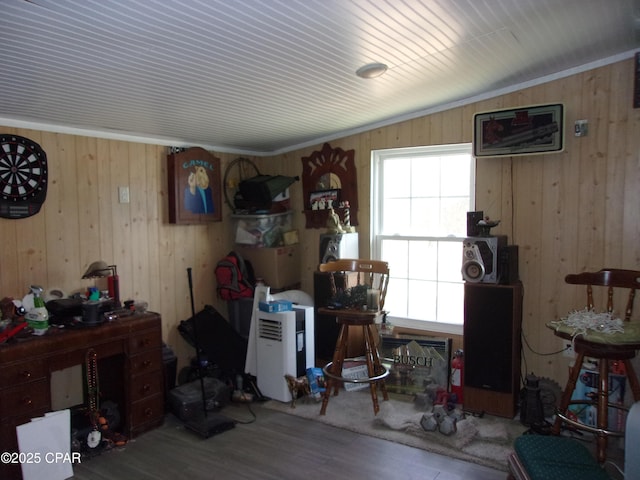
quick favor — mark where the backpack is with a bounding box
[215,251,255,300]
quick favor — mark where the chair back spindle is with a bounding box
[318,259,390,310]
[565,269,640,322]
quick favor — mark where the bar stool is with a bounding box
[546,269,640,463]
[317,259,390,415]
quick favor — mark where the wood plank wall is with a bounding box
[1,57,638,387]
[0,131,264,369]
[273,57,640,386]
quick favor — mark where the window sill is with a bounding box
[385,316,463,337]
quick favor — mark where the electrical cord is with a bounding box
[522,329,568,356]
[226,397,257,425]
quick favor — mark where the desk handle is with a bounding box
[21,370,32,379]
[22,397,33,406]
[142,384,151,393]
[139,338,151,347]
[142,360,152,368]
[144,408,153,417]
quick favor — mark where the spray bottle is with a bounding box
[25,285,49,335]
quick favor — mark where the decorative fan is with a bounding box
[0,134,48,219]
[223,157,260,213]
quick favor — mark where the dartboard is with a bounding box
[0,134,48,219]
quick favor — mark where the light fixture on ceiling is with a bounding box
[356,62,388,79]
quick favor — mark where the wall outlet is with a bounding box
[118,186,130,204]
[563,342,575,358]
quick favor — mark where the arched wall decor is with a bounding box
[301,142,358,229]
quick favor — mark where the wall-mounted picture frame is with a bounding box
[309,188,340,210]
[473,104,564,158]
[167,147,222,224]
[634,51,640,109]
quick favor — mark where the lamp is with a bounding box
[82,261,120,306]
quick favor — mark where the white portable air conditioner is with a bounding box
[256,306,314,402]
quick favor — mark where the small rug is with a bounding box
[264,390,527,472]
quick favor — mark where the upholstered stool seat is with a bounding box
[508,435,611,480]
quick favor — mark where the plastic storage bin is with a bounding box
[232,211,293,247]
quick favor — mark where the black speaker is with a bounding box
[313,271,349,360]
[498,245,519,285]
[467,211,484,237]
[463,283,522,417]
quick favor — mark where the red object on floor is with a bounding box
[450,349,464,403]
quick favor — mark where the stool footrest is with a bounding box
[556,401,628,437]
[323,361,389,383]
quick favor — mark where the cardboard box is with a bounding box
[569,367,626,431]
[342,358,369,392]
[236,244,300,289]
[231,211,293,247]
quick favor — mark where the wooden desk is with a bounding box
[0,312,164,480]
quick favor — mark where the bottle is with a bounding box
[25,285,49,335]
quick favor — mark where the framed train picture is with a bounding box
[473,104,564,158]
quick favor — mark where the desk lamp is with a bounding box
[82,261,120,306]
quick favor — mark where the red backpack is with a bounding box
[215,251,254,300]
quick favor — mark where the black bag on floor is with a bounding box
[178,305,248,379]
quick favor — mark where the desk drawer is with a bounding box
[130,393,163,428]
[130,348,162,375]
[130,369,163,402]
[0,379,49,418]
[0,359,47,387]
[129,328,162,355]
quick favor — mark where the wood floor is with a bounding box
[71,403,505,480]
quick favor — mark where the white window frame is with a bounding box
[370,143,475,336]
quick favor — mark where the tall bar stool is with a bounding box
[317,259,390,415]
[547,269,640,463]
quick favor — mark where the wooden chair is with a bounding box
[317,259,390,415]
[547,269,640,463]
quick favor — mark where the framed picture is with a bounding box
[634,51,640,109]
[309,188,340,210]
[167,147,222,224]
[473,104,564,157]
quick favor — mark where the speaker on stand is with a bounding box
[463,281,523,418]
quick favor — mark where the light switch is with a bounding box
[574,119,588,137]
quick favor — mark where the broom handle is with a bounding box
[187,267,208,418]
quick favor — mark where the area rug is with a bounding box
[263,390,527,472]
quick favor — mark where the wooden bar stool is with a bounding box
[317,259,390,415]
[546,269,640,464]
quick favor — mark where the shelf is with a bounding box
[303,208,357,230]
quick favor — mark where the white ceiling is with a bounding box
[1,0,639,155]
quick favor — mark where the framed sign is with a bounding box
[167,147,222,224]
[309,188,340,210]
[473,104,564,157]
[634,51,640,109]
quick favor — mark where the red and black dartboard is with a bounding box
[0,134,48,219]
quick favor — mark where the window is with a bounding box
[371,144,474,334]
